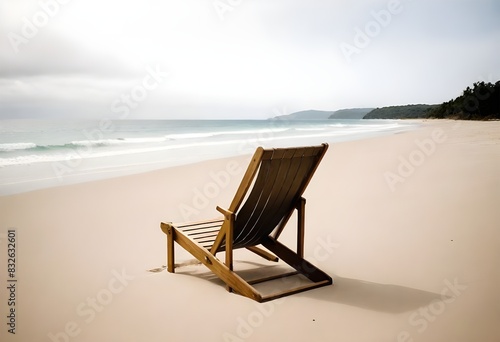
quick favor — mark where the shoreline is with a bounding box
[0,119,499,341]
[0,119,417,196]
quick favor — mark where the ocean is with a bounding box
[0,119,416,195]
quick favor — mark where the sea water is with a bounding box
[0,119,416,195]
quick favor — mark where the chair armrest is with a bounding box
[216,206,234,219]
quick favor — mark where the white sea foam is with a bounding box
[295,128,326,131]
[0,142,37,152]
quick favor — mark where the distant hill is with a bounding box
[363,104,438,119]
[271,108,375,120]
[271,110,333,120]
[329,108,374,119]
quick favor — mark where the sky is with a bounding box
[1,0,499,120]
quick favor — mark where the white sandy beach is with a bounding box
[1,120,499,342]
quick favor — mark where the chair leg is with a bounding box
[225,216,234,292]
[161,223,175,273]
[297,197,306,258]
[246,246,279,262]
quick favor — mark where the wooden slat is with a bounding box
[175,218,224,229]
[193,235,217,242]
[194,238,217,246]
[180,223,223,232]
[193,232,217,236]
[180,219,222,250]
[179,221,223,252]
[186,229,220,237]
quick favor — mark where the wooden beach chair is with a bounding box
[160,143,333,302]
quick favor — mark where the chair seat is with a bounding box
[175,219,224,250]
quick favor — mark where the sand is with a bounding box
[0,120,499,342]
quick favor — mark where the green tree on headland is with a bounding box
[362,81,500,120]
[427,81,500,120]
[363,104,437,119]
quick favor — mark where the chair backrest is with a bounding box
[228,144,328,249]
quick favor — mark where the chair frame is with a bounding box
[160,144,333,302]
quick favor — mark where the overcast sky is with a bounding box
[1,0,499,119]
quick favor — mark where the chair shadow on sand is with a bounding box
[298,274,447,314]
[168,260,446,313]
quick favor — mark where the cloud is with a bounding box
[0,30,141,79]
[0,0,499,119]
